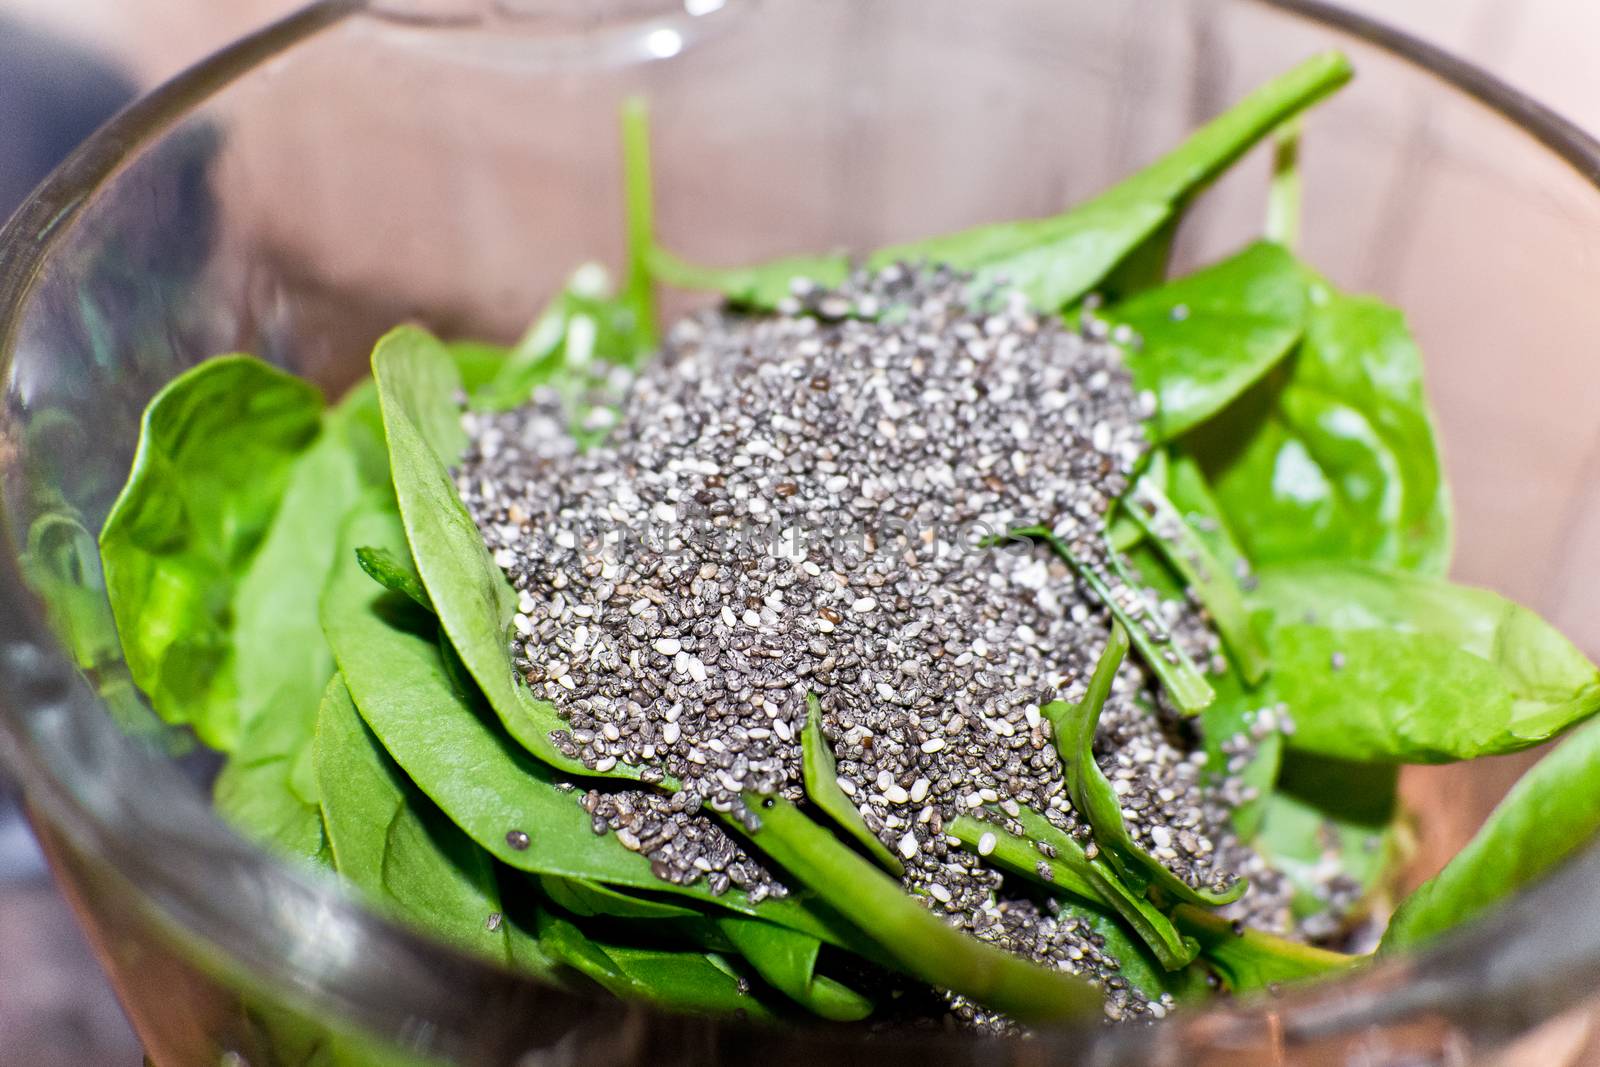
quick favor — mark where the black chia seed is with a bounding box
[455,264,1339,1025]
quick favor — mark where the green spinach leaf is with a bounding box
[1122,451,1270,683]
[538,875,701,921]
[1027,527,1214,714]
[1187,279,1450,575]
[372,327,636,780]
[233,394,376,739]
[650,54,1350,314]
[1384,715,1600,950]
[1044,624,1244,907]
[316,674,516,962]
[947,809,1197,972]
[213,686,327,865]
[745,794,1102,1023]
[535,910,771,1019]
[715,916,875,1022]
[801,693,904,876]
[1172,904,1356,992]
[868,53,1350,313]
[99,356,322,750]
[1108,242,1308,443]
[320,504,851,943]
[1252,752,1403,929]
[1253,562,1600,761]
[354,546,432,609]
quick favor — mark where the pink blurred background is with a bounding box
[0,2,1595,1064]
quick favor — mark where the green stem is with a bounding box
[1265,119,1303,250]
[800,693,905,876]
[946,814,1101,903]
[620,96,660,353]
[1172,904,1359,992]
[995,807,1199,972]
[1122,467,1270,684]
[744,795,1102,1023]
[1045,625,1246,908]
[1021,526,1214,714]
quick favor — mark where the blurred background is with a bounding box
[0,1,1595,1063]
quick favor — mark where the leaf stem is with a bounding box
[745,795,1103,1023]
[1122,464,1270,684]
[620,96,660,354]
[800,693,905,875]
[1020,526,1214,714]
[1265,119,1303,250]
[1045,625,1246,908]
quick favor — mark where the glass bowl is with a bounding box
[4,1,1600,1063]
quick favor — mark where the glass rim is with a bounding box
[2,1,1599,1059]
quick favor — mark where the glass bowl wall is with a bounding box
[3,0,1600,1063]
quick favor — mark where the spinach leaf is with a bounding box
[1026,527,1214,714]
[867,53,1350,313]
[945,813,1100,904]
[801,693,904,876]
[1172,904,1356,992]
[649,54,1350,314]
[1045,623,1244,907]
[745,794,1102,1023]
[947,810,1197,972]
[1107,242,1308,443]
[1253,562,1600,761]
[212,381,391,857]
[535,910,771,1019]
[315,675,516,962]
[20,511,173,743]
[1384,715,1600,951]
[99,356,322,750]
[1252,752,1403,930]
[538,875,701,921]
[320,504,850,943]
[354,546,431,610]
[213,686,327,865]
[950,809,1203,1002]
[715,916,875,1022]
[1187,279,1450,576]
[1165,449,1255,592]
[233,392,376,740]
[1122,451,1270,683]
[472,264,654,418]
[648,248,853,311]
[372,327,638,780]
[1199,669,1283,840]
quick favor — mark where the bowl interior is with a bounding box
[5,0,1600,1062]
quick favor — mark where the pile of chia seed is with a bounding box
[455,264,1314,1025]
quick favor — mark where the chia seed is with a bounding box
[455,264,1334,1026]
